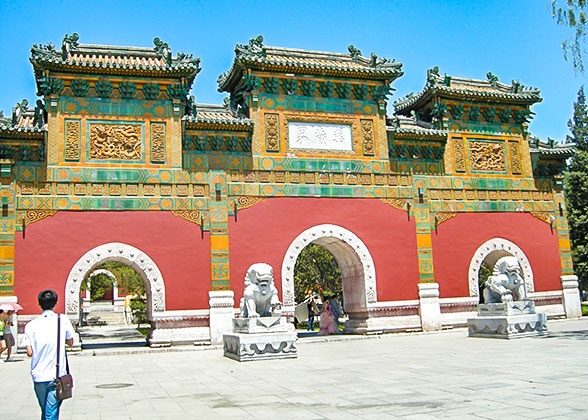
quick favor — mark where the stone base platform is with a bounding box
[468,300,548,339]
[223,316,297,362]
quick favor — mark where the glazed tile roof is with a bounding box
[394,68,542,113]
[0,100,46,136]
[528,136,574,158]
[218,36,403,91]
[387,115,447,140]
[183,104,252,128]
[31,33,200,82]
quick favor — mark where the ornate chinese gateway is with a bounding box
[0,34,581,346]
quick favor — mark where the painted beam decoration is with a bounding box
[0,33,578,345]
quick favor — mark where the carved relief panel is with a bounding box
[469,140,506,172]
[150,123,166,163]
[360,119,375,156]
[452,137,466,172]
[508,140,522,175]
[88,122,143,161]
[64,120,81,161]
[265,113,280,152]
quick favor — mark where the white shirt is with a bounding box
[22,310,74,382]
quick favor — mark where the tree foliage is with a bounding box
[552,0,588,72]
[565,86,588,294]
[81,261,146,300]
[294,244,342,304]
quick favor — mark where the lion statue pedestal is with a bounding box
[468,257,548,339]
[223,263,297,362]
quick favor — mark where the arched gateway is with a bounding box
[468,237,535,301]
[281,224,377,321]
[65,243,166,321]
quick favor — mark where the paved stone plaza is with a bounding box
[3,318,588,419]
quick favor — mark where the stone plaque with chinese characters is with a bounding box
[288,122,352,151]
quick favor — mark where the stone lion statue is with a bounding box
[483,256,527,303]
[239,263,282,318]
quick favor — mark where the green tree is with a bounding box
[294,244,342,304]
[565,86,588,295]
[552,0,588,72]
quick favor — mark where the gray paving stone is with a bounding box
[4,317,588,419]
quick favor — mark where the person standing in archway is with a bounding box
[319,297,336,336]
[307,295,319,331]
[23,290,75,420]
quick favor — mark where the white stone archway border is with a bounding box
[281,224,377,309]
[468,238,534,300]
[65,242,165,319]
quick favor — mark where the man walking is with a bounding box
[23,290,75,420]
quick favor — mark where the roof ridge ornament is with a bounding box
[61,33,79,60]
[348,45,362,61]
[153,37,172,64]
[369,52,391,67]
[235,35,266,59]
[486,71,499,87]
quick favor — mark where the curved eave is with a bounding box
[31,58,200,83]
[387,128,447,142]
[0,127,45,139]
[184,121,253,132]
[531,148,574,159]
[395,86,542,114]
[218,58,403,92]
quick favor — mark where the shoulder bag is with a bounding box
[55,314,73,400]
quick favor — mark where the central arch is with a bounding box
[281,224,377,317]
[65,242,166,322]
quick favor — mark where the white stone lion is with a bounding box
[483,256,527,303]
[239,263,282,318]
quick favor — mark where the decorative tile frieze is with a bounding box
[176,184,188,196]
[319,174,330,184]
[21,184,34,195]
[143,184,155,196]
[347,174,357,184]
[92,184,104,195]
[74,183,86,195]
[304,173,315,184]
[126,184,138,196]
[109,184,121,196]
[290,172,300,183]
[193,185,205,196]
[259,172,270,183]
[244,172,256,182]
[160,185,172,196]
[38,184,51,195]
[274,172,286,183]
[333,173,344,184]
[360,174,371,185]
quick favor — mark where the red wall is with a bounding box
[229,197,420,303]
[14,211,210,315]
[432,212,562,298]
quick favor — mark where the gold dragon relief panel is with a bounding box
[88,122,143,161]
[468,140,506,172]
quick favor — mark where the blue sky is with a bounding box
[0,0,585,140]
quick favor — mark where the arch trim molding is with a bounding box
[65,242,166,316]
[280,224,377,308]
[468,237,534,300]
